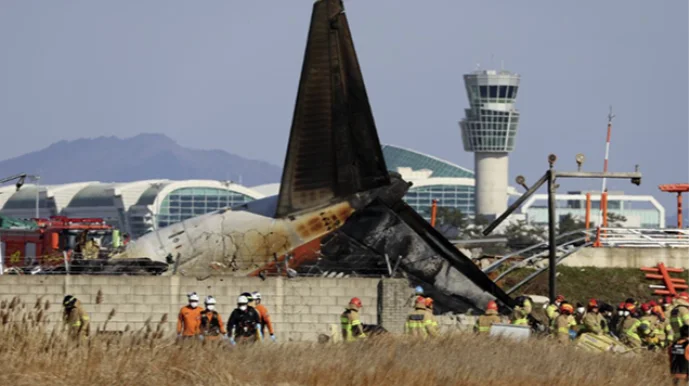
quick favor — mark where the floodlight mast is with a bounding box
[482,153,642,303]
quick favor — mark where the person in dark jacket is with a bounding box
[669,325,689,384]
[227,295,261,345]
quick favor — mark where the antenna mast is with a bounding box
[597,106,615,227]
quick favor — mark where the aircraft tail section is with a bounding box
[276,0,390,218]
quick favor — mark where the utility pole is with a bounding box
[483,153,642,303]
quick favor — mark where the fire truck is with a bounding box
[0,216,116,268]
[0,216,166,275]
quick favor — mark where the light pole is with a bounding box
[31,175,40,218]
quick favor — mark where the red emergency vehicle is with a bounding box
[0,216,114,269]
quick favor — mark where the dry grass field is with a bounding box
[0,297,673,386]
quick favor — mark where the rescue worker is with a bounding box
[341,297,366,342]
[553,302,576,344]
[63,295,90,338]
[640,302,663,349]
[406,285,425,307]
[405,296,439,338]
[227,295,261,345]
[669,325,689,385]
[612,302,627,338]
[424,297,440,333]
[511,296,532,326]
[252,291,276,342]
[177,292,202,339]
[663,296,677,345]
[573,302,587,335]
[598,301,615,336]
[475,300,502,334]
[583,299,607,335]
[620,303,643,349]
[545,294,565,323]
[199,296,226,341]
[671,292,690,340]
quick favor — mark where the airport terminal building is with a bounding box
[0,180,263,238]
[0,146,665,238]
[0,145,514,236]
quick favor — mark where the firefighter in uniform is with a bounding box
[640,302,663,349]
[553,302,576,344]
[545,294,565,323]
[475,300,502,334]
[63,295,90,338]
[340,297,366,342]
[669,325,689,384]
[583,299,607,335]
[620,303,643,349]
[511,296,533,326]
[671,292,690,341]
[199,296,226,341]
[405,296,439,338]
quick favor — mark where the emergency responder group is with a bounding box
[175,291,276,345]
[517,292,690,352]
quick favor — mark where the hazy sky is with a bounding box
[0,1,687,216]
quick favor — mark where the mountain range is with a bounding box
[0,134,282,187]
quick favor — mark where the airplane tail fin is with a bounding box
[275,0,390,218]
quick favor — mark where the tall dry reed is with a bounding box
[0,298,672,386]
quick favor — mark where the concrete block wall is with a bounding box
[563,247,689,269]
[0,276,404,342]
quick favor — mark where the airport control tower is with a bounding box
[460,70,521,217]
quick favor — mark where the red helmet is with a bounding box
[664,296,673,305]
[560,303,574,315]
[556,295,565,303]
[415,296,426,307]
[617,302,626,311]
[679,292,689,302]
[424,297,434,308]
[641,303,651,312]
[349,297,362,308]
[587,298,599,309]
[487,300,498,311]
[648,300,658,308]
[624,303,636,313]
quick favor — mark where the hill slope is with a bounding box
[0,134,282,186]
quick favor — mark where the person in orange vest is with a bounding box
[177,292,203,340]
[252,291,276,342]
[199,296,226,341]
[669,325,689,384]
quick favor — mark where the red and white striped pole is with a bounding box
[596,107,614,246]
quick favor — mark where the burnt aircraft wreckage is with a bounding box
[119,0,515,312]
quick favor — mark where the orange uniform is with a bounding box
[177,305,203,336]
[255,303,274,335]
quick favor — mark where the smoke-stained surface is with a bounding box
[316,201,514,313]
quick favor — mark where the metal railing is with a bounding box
[483,227,689,284]
[595,227,689,248]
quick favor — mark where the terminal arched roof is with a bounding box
[382,145,474,178]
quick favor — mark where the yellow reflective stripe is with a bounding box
[72,321,81,327]
[683,313,689,322]
[82,315,89,320]
[424,319,434,325]
[557,327,569,334]
[478,326,490,332]
[512,319,528,325]
[351,320,362,326]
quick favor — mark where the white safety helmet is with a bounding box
[238,295,248,311]
[576,307,585,315]
[252,291,262,303]
[188,292,200,302]
[205,296,216,305]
